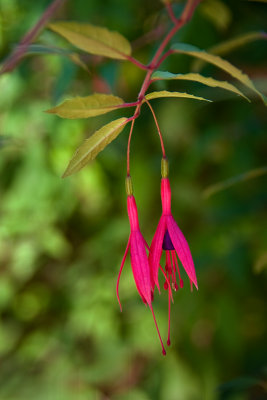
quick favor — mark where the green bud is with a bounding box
[125,175,133,196]
[161,157,169,178]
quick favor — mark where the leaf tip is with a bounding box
[61,168,71,179]
[45,107,56,115]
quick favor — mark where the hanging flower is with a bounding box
[149,158,198,345]
[117,176,166,355]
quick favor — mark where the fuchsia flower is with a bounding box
[149,158,198,345]
[117,164,197,353]
[117,177,166,355]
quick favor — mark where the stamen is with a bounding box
[174,252,184,288]
[166,251,172,277]
[167,287,171,346]
[171,251,178,291]
[165,251,168,271]
[159,264,173,303]
[150,305,166,356]
[167,251,177,291]
[163,252,169,290]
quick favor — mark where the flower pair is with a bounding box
[117,158,198,354]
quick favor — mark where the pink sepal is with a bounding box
[148,215,166,292]
[127,195,139,231]
[166,215,198,289]
[130,231,152,305]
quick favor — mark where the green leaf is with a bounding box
[203,166,267,198]
[48,22,131,60]
[172,43,267,104]
[62,117,128,177]
[254,252,267,274]
[152,71,249,101]
[192,31,267,70]
[26,44,89,72]
[200,0,232,31]
[26,44,72,56]
[145,90,211,102]
[207,31,266,57]
[218,377,263,393]
[46,93,125,119]
[68,53,89,72]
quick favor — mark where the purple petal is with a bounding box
[166,216,198,289]
[162,230,175,250]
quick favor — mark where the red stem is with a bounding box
[125,55,149,71]
[126,107,141,176]
[154,49,175,70]
[1,0,65,74]
[166,2,178,25]
[126,0,201,176]
[116,101,141,109]
[144,99,166,158]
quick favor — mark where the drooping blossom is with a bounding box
[117,176,166,355]
[149,158,198,345]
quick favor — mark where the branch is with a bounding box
[166,2,178,25]
[0,0,66,75]
[181,0,202,23]
[151,0,202,68]
[127,0,202,173]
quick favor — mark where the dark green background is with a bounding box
[0,0,266,399]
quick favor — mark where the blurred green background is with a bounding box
[0,0,266,399]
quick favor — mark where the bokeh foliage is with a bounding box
[0,0,266,399]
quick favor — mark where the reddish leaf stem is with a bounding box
[144,99,166,158]
[125,56,150,71]
[154,49,175,70]
[116,101,142,109]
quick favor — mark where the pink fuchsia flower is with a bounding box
[117,176,166,355]
[149,158,198,345]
